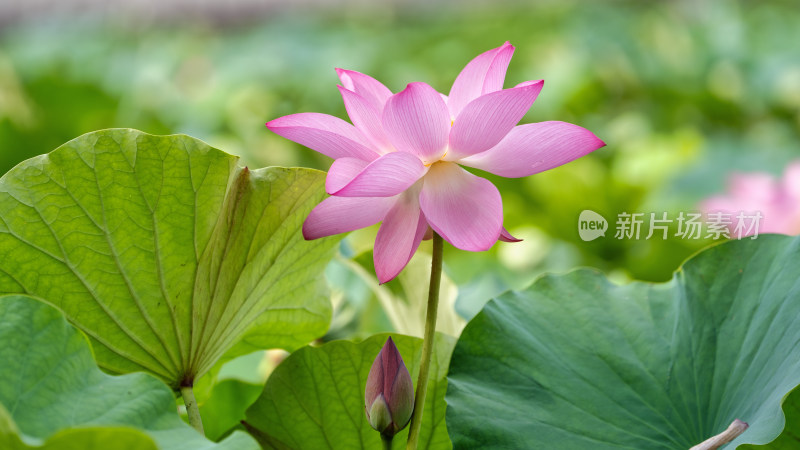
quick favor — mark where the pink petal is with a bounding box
[447,80,544,160]
[447,42,515,119]
[382,82,450,163]
[459,121,606,178]
[330,152,427,197]
[728,172,778,202]
[514,80,544,89]
[699,197,740,216]
[338,85,393,152]
[325,157,368,194]
[419,162,502,251]
[499,227,522,242]
[336,68,392,113]
[783,162,800,200]
[303,195,395,240]
[374,187,428,283]
[267,113,379,161]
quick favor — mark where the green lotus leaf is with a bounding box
[447,235,800,449]
[0,405,158,450]
[0,129,338,387]
[244,333,455,449]
[741,387,800,449]
[0,294,258,450]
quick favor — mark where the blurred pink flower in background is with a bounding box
[267,42,605,283]
[701,161,800,236]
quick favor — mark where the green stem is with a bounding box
[406,233,444,450]
[381,433,394,450]
[180,385,205,435]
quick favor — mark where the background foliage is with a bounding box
[1,0,798,290]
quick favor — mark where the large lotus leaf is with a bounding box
[447,235,800,449]
[742,388,800,449]
[0,294,258,450]
[244,333,455,449]
[0,129,337,387]
[0,404,158,450]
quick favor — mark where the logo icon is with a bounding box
[578,210,608,241]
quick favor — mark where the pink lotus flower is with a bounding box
[701,161,800,236]
[267,42,605,283]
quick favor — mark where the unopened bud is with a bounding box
[365,337,414,437]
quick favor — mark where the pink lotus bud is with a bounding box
[365,337,414,437]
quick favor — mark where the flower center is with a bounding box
[424,150,448,167]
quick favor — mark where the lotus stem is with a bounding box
[382,433,394,450]
[181,384,205,435]
[690,419,748,450]
[406,232,444,450]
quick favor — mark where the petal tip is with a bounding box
[374,223,415,284]
[499,229,523,243]
[301,223,316,241]
[512,79,544,90]
[403,81,432,92]
[336,68,354,89]
[376,271,397,285]
[265,116,287,129]
[589,132,607,150]
[375,251,404,284]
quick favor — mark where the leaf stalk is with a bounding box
[181,384,205,435]
[690,419,748,450]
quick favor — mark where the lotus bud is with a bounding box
[365,337,414,437]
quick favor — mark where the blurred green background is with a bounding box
[1,0,799,339]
